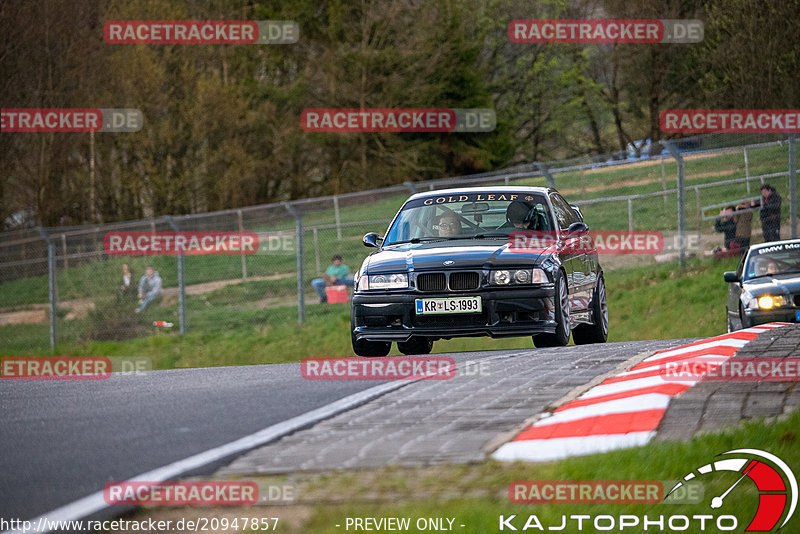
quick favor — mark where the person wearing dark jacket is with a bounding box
[756,184,782,242]
[714,206,736,250]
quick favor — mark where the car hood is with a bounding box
[742,273,800,297]
[364,239,552,274]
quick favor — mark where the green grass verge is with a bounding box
[1,255,743,366]
[284,408,800,533]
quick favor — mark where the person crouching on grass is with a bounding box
[312,254,353,303]
[136,266,163,313]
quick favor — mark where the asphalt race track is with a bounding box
[0,339,692,525]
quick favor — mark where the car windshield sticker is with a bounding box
[404,192,546,208]
[753,242,800,255]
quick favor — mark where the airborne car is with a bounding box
[724,239,800,331]
[350,187,608,356]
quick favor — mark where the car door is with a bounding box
[727,252,747,328]
[548,193,584,315]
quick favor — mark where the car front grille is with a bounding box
[417,273,446,292]
[416,271,480,292]
[449,271,480,291]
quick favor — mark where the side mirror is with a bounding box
[567,221,589,235]
[723,271,739,283]
[362,232,381,248]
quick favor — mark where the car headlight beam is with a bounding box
[756,295,787,309]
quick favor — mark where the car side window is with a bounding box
[549,194,578,230]
[736,253,746,279]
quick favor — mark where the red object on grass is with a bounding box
[325,285,348,303]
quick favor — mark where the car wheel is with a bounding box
[572,274,608,345]
[351,314,391,357]
[397,337,433,355]
[533,270,570,348]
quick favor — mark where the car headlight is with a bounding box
[364,273,408,290]
[490,268,547,285]
[756,295,787,309]
[493,270,511,285]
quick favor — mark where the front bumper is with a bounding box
[352,286,556,342]
[744,307,800,327]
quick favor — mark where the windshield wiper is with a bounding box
[749,269,800,279]
[471,233,509,239]
[386,237,448,245]
[388,234,509,245]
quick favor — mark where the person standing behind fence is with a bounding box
[733,201,752,250]
[136,266,163,313]
[714,206,736,250]
[753,184,782,242]
[117,263,136,302]
[312,254,353,303]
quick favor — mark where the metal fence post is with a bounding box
[313,227,321,275]
[536,162,556,188]
[695,187,701,231]
[663,141,686,266]
[36,228,57,350]
[790,134,798,239]
[744,146,750,194]
[627,199,633,232]
[283,202,304,325]
[165,216,186,335]
[237,209,247,280]
[333,196,342,240]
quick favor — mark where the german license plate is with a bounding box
[415,296,482,315]
[796,310,800,322]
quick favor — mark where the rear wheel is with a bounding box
[397,337,433,355]
[572,275,608,345]
[533,271,570,348]
[351,314,391,357]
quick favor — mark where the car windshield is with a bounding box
[383,192,554,245]
[744,242,800,279]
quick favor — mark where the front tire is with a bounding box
[351,314,391,357]
[533,271,570,348]
[572,274,608,345]
[397,337,433,355]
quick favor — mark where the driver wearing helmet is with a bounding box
[505,200,536,229]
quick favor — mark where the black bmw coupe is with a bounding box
[350,187,608,356]
[724,239,800,331]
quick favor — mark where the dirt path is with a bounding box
[0,273,295,326]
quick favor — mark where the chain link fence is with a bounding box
[1,133,797,353]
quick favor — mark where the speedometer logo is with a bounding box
[666,449,797,531]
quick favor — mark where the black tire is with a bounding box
[572,274,608,345]
[397,337,433,355]
[351,314,391,357]
[533,270,570,348]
